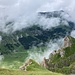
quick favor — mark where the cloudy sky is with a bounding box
[0,0,75,33]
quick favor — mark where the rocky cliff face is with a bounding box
[19,59,46,71]
[64,36,71,48]
[19,59,32,71]
[48,36,71,58]
[41,57,48,68]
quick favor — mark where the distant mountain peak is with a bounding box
[38,10,67,19]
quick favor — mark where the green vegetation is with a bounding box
[0,24,73,54]
[1,36,75,74]
[0,50,28,69]
[47,36,75,74]
[0,47,46,69]
[0,58,64,75]
[50,52,61,63]
[0,12,75,75]
[0,69,64,75]
[64,36,75,57]
[26,59,47,71]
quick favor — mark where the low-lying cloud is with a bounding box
[27,38,64,63]
[0,55,4,63]
[71,30,75,38]
[0,0,75,33]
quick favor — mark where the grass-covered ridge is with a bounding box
[46,36,75,74]
[26,59,47,71]
[0,68,64,75]
[0,58,64,75]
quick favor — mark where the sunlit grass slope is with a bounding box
[0,68,64,75]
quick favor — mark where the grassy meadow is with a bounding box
[0,69,64,75]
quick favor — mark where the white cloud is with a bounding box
[0,0,18,6]
[37,17,60,29]
[27,38,64,63]
[0,0,75,33]
[0,36,2,41]
[71,30,75,38]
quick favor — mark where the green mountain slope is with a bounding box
[0,25,74,54]
[45,36,75,74]
[0,68,64,75]
[0,59,64,75]
[0,11,75,54]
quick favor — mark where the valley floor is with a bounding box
[0,68,64,75]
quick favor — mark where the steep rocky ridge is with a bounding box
[42,36,75,74]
